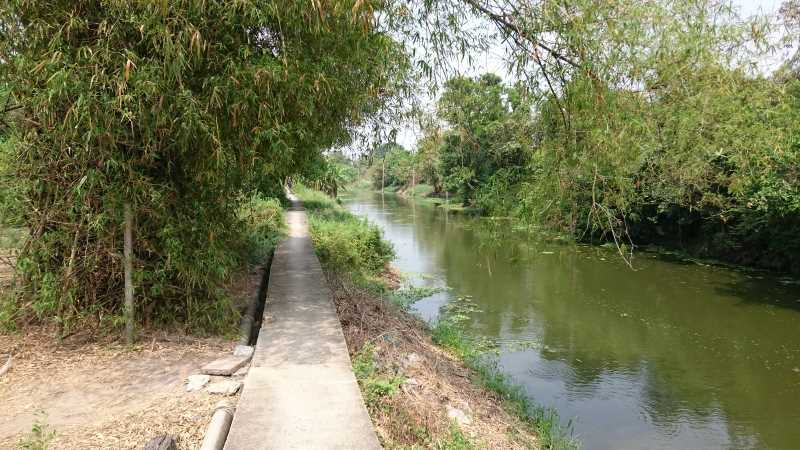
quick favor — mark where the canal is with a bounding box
[343,191,800,450]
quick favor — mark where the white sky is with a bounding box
[736,0,784,16]
[390,0,789,150]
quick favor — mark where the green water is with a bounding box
[343,191,800,450]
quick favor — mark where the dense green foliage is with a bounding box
[436,74,533,210]
[370,1,800,273]
[371,144,414,189]
[0,0,405,331]
[239,195,285,265]
[1,0,798,335]
[299,152,358,198]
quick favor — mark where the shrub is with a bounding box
[293,184,338,211]
[297,186,394,276]
[309,213,394,275]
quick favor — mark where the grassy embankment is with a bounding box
[388,184,473,213]
[295,184,578,450]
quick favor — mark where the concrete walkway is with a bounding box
[224,201,381,450]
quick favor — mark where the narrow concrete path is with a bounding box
[224,200,381,450]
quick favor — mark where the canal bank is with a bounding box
[343,190,800,450]
[296,185,574,449]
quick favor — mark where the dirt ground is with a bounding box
[327,271,540,449]
[0,327,237,450]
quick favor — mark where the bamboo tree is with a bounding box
[123,202,134,344]
[0,0,409,332]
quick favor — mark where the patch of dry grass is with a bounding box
[0,326,237,450]
[327,272,539,449]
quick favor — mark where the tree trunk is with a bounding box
[123,202,135,345]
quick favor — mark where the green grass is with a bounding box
[431,300,579,450]
[399,191,476,213]
[389,284,446,310]
[434,425,476,450]
[407,183,434,197]
[18,413,55,450]
[0,227,26,250]
[352,344,405,409]
[296,184,394,277]
[293,184,338,210]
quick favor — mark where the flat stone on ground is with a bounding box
[446,405,472,426]
[206,380,242,396]
[142,434,177,450]
[233,345,254,358]
[185,374,210,392]
[201,355,251,376]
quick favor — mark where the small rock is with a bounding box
[0,355,12,378]
[143,434,177,450]
[404,377,421,386]
[446,405,472,426]
[186,374,210,392]
[206,380,242,396]
[401,353,421,369]
[233,345,254,358]
[401,377,421,393]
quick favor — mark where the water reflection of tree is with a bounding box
[380,196,800,450]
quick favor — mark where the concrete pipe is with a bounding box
[199,401,235,450]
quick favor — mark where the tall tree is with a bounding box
[0,0,407,332]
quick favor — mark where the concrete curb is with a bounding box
[238,248,274,345]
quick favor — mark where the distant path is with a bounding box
[224,196,380,450]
